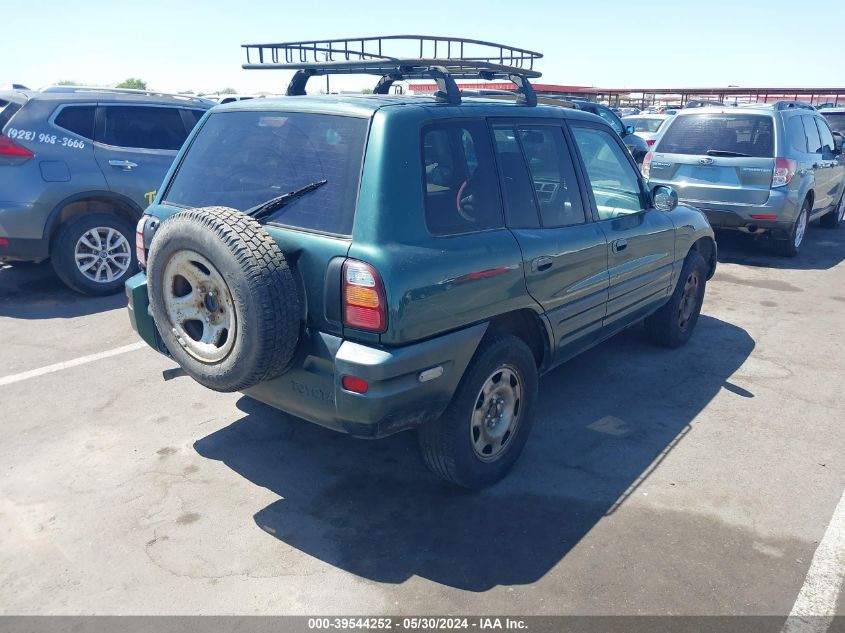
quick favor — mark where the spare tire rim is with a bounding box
[470,365,522,462]
[74,227,132,283]
[162,250,237,363]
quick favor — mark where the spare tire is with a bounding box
[147,206,300,392]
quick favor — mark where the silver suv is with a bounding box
[0,87,211,294]
[644,102,845,256]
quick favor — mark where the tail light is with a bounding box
[135,216,147,267]
[342,259,386,332]
[646,139,656,147]
[641,151,653,178]
[0,135,34,158]
[772,158,797,188]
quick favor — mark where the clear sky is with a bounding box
[2,0,844,95]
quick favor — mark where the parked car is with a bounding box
[127,43,716,489]
[203,94,259,104]
[820,107,845,135]
[644,101,845,256]
[566,99,650,163]
[622,114,671,147]
[618,107,641,116]
[0,87,211,293]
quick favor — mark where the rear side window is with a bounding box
[627,117,665,133]
[0,99,21,130]
[165,111,367,236]
[422,121,503,236]
[54,105,95,139]
[656,114,774,158]
[183,109,206,129]
[786,116,807,153]
[802,116,822,154]
[99,106,188,150]
[822,113,845,134]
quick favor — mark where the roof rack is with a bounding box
[241,35,543,106]
[39,85,212,105]
[771,100,816,111]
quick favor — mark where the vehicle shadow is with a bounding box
[194,315,754,592]
[716,224,845,271]
[0,263,125,319]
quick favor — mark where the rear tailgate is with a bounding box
[650,112,775,206]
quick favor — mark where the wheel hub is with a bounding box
[471,366,523,462]
[74,226,132,284]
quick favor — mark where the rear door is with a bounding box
[93,104,193,208]
[811,116,843,214]
[491,121,609,358]
[649,112,775,205]
[568,121,675,332]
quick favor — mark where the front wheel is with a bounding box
[820,192,845,229]
[51,213,137,296]
[418,335,538,489]
[645,249,707,348]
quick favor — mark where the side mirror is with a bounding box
[832,131,843,154]
[625,124,636,135]
[653,186,678,212]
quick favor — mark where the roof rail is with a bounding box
[241,35,542,106]
[772,100,816,111]
[39,85,213,105]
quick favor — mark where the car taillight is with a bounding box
[135,216,147,267]
[0,135,34,158]
[772,158,797,188]
[343,259,386,332]
[646,139,656,146]
[641,151,653,178]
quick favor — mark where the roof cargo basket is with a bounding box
[241,35,542,106]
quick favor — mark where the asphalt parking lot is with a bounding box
[1,227,844,618]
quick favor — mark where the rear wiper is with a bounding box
[243,179,328,222]
[705,149,750,158]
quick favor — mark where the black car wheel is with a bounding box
[645,249,707,348]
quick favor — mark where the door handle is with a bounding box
[613,239,628,253]
[108,159,138,171]
[531,256,553,272]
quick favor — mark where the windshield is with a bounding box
[164,111,368,235]
[822,113,845,135]
[625,117,666,133]
[656,113,774,157]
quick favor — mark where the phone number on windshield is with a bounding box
[308,618,471,630]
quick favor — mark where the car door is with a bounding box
[491,121,609,361]
[801,115,831,214]
[813,116,844,215]
[93,104,192,209]
[568,121,676,333]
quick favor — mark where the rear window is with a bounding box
[822,113,845,135]
[656,113,774,158]
[626,117,666,133]
[164,111,367,236]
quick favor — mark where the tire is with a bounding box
[773,200,810,257]
[645,249,707,348]
[146,206,300,393]
[820,191,845,229]
[418,334,538,489]
[51,213,137,296]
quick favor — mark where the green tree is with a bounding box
[361,88,373,94]
[218,87,237,94]
[116,78,148,90]
[56,80,78,86]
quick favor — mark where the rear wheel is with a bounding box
[418,335,538,489]
[51,213,137,295]
[645,249,707,348]
[820,192,845,229]
[773,200,809,257]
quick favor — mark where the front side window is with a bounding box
[99,106,188,150]
[165,111,367,235]
[656,114,774,158]
[570,125,644,219]
[422,121,503,236]
[815,118,836,156]
[595,107,623,135]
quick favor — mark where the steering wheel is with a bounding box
[456,180,476,222]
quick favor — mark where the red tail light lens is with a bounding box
[0,135,34,158]
[135,216,147,268]
[341,375,369,394]
[772,158,797,188]
[641,151,653,178]
[646,139,656,146]
[342,259,386,332]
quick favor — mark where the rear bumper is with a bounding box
[676,190,800,238]
[0,201,50,261]
[125,272,487,439]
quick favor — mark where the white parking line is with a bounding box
[0,342,147,387]
[781,487,845,633]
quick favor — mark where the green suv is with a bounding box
[126,37,716,488]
